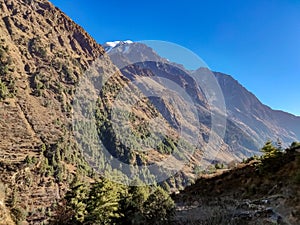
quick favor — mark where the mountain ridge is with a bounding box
[0,0,299,224]
[0,0,107,223]
[104,40,300,154]
[104,40,300,117]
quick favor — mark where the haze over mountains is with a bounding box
[104,40,300,156]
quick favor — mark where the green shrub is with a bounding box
[261,141,281,159]
[29,37,47,58]
[294,168,300,184]
[11,207,27,223]
[0,80,9,100]
[53,178,175,225]
[291,142,300,150]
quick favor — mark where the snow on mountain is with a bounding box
[103,40,133,53]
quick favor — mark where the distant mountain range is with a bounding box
[104,40,300,159]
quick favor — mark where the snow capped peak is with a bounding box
[104,40,133,48]
[103,40,133,52]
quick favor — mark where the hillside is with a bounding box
[215,72,300,150]
[0,0,105,223]
[0,0,217,223]
[172,146,300,225]
[0,0,299,224]
[105,41,300,158]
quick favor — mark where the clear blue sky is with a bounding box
[51,0,300,116]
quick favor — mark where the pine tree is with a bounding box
[143,186,175,224]
[64,184,88,223]
[261,140,280,159]
[85,179,125,224]
[121,179,150,225]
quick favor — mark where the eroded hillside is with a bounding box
[0,0,105,223]
[0,0,207,223]
[0,0,299,224]
[172,146,300,225]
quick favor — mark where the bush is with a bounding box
[143,187,175,224]
[290,142,300,150]
[29,37,47,58]
[0,80,9,100]
[294,171,300,184]
[0,43,16,100]
[261,141,281,159]
[11,207,27,223]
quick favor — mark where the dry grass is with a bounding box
[173,150,300,225]
[0,182,15,225]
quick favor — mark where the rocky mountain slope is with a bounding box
[0,0,299,224]
[105,40,300,157]
[215,72,300,150]
[0,0,223,223]
[0,0,105,223]
[172,146,300,225]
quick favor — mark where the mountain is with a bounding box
[102,40,133,53]
[0,0,214,223]
[0,0,299,224]
[215,72,300,149]
[0,0,105,223]
[105,40,300,157]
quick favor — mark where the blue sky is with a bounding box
[51,0,300,116]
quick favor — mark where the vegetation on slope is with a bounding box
[0,1,183,224]
[51,178,175,225]
[172,142,300,225]
[0,1,299,225]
